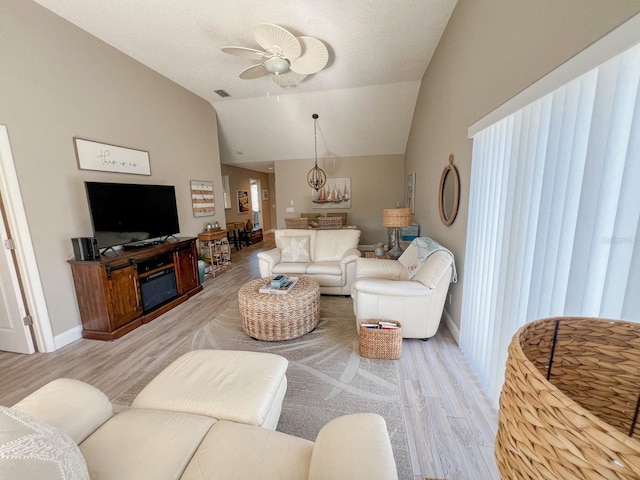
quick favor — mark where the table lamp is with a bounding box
[382,207,412,259]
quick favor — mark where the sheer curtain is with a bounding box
[460,41,640,405]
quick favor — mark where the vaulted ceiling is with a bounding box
[32,0,458,172]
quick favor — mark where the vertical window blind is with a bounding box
[460,41,640,405]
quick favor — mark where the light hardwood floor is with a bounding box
[0,232,499,480]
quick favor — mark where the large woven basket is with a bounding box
[358,320,402,359]
[284,217,309,229]
[317,216,343,229]
[496,317,640,479]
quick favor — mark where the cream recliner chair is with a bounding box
[351,237,456,340]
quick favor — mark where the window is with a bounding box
[461,38,640,405]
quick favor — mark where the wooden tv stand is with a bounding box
[68,237,202,341]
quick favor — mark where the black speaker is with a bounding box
[71,237,100,261]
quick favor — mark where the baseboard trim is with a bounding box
[443,308,459,344]
[54,325,83,350]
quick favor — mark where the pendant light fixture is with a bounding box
[307,113,327,191]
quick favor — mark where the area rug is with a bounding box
[116,296,412,478]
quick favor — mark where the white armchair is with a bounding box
[351,238,456,340]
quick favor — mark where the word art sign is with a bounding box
[74,138,151,175]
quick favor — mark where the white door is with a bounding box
[0,201,33,353]
[0,140,35,353]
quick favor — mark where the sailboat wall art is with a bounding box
[312,177,351,209]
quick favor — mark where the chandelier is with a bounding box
[307,113,327,191]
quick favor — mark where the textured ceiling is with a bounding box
[32,0,458,172]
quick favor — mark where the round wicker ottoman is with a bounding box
[238,276,320,341]
[496,316,640,479]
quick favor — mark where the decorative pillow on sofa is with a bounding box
[0,406,89,480]
[280,236,311,262]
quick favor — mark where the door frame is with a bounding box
[0,125,55,352]
[250,178,263,229]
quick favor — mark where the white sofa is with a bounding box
[258,228,361,295]
[351,237,456,339]
[1,350,398,480]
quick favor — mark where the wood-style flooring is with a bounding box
[0,232,499,480]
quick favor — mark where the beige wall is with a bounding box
[0,0,223,338]
[406,0,640,332]
[221,164,272,231]
[274,155,405,244]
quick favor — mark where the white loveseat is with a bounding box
[351,237,456,340]
[257,228,361,295]
[1,350,398,480]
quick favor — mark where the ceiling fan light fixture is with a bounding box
[263,56,289,75]
[307,114,327,191]
[222,24,329,88]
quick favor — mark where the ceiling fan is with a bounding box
[222,23,329,88]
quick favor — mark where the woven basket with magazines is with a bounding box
[358,320,402,360]
[496,316,640,479]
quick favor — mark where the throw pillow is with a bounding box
[0,406,89,480]
[280,236,311,262]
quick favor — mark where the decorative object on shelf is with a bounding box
[401,222,420,242]
[190,180,214,217]
[205,221,220,232]
[237,190,250,213]
[307,114,326,191]
[406,172,416,214]
[496,316,640,479]
[312,177,351,209]
[74,137,150,175]
[374,243,385,257]
[382,207,412,259]
[438,154,460,226]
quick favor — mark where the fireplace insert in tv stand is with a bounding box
[68,238,202,341]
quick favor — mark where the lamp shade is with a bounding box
[382,208,412,227]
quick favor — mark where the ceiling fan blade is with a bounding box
[254,23,301,61]
[272,70,307,87]
[239,64,268,79]
[290,36,329,75]
[221,46,267,59]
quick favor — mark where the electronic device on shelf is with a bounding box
[85,182,180,251]
[71,237,100,261]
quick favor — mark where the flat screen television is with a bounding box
[85,181,180,249]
